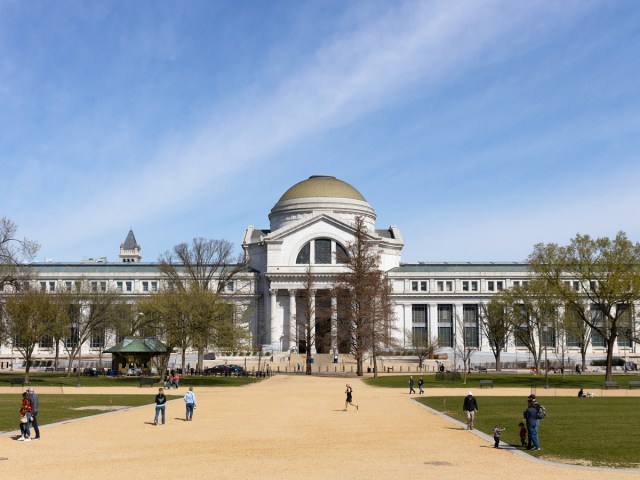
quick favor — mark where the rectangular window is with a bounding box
[39,335,54,348]
[40,282,46,292]
[151,281,158,292]
[496,281,504,291]
[142,281,149,292]
[314,239,332,264]
[541,326,556,348]
[617,304,633,348]
[471,281,478,292]
[65,326,79,349]
[463,304,479,347]
[513,281,520,287]
[90,329,105,349]
[226,281,235,293]
[487,281,494,292]
[514,304,529,347]
[126,281,132,292]
[100,281,107,292]
[436,281,444,292]
[420,281,427,291]
[116,281,123,292]
[590,305,604,348]
[412,304,428,345]
[462,281,469,292]
[445,281,453,292]
[437,304,453,347]
[91,281,98,292]
[573,281,580,291]
[65,281,73,291]
[49,281,56,292]
[411,281,419,292]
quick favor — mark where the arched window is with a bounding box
[296,238,349,265]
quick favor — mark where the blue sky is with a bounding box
[2,0,640,264]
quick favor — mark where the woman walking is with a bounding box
[154,388,167,425]
[344,384,358,411]
[184,386,196,421]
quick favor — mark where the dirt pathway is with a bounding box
[1,376,638,480]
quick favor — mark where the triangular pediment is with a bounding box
[266,214,378,242]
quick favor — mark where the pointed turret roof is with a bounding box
[122,229,139,249]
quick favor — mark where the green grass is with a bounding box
[366,373,639,390]
[416,396,640,468]
[0,394,180,434]
[0,372,260,388]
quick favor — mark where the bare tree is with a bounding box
[454,309,478,383]
[334,216,389,377]
[407,329,438,371]
[59,281,121,381]
[158,238,245,371]
[529,232,640,381]
[296,265,319,375]
[479,298,512,372]
[0,217,39,289]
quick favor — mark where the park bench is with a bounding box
[628,381,640,389]
[477,367,487,374]
[604,380,620,390]
[44,367,55,372]
[139,377,159,387]
[479,379,494,389]
[10,378,25,387]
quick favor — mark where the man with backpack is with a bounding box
[525,394,545,450]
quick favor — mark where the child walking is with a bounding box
[493,423,505,448]
[518,422,527,447]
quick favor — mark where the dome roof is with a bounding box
[277,175,366,203]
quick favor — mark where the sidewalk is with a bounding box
[1,376,638,480]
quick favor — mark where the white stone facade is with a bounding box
[0,175,637,367]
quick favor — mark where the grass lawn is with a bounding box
[0,394,181,434]
[416,396,640,468]
[0,372,260,388]
[366,373,640,390]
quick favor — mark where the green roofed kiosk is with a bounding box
[104,337,171,375]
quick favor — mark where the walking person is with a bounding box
[418,377,424,395]
[154,388,167,425]
[26,387,40,440]
[344,384,358,411]
[462,391,478,430]
[18,391,32,442]
[409,376,416,394]
[493,423,505,448]
[184,386,196,421]
[524,398,540,450]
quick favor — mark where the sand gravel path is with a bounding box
[1,376,639,480]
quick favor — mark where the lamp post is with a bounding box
[543,324,549,389]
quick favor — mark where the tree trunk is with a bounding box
[197,346,205,374]
[181,348,187,375]
[605,336,616,382]
[495,350,501,372]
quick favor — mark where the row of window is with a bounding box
[409,279,524,293]
[37,280,236,294]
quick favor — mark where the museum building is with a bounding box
[0,175,636,367]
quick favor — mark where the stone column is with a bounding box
[310,289,317,354]
[270,289,283,351]
[288,289,297,351]
[331,294,338,353]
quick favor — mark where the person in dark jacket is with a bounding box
[154,388,167,425]
[524,399,540,450]
[462,391,478,430]
[27,387,40,440]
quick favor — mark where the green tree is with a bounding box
[529,232,640,381]
[500,280,560,374]
[3,288,55,383]
[479,297,512,372]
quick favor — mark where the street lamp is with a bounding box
[543,324,549,389]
